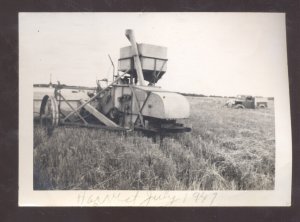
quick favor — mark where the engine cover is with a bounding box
[134,86,190,119]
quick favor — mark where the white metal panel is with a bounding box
[142,91,190,119]
[120,44,167,59]
[255,97,268,106]
[33,87,55,100]
[59,89,90,101]
[119,57,167,73]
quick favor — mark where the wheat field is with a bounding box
[34,96,275,190]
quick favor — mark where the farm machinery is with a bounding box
[35,29,191,134]
[225,95,268,109]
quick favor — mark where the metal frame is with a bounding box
[60,72,128,123]
[41,71,129,132]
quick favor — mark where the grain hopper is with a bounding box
[36,29,191,133]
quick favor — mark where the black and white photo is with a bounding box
[19,12,292,206]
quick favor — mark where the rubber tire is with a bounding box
[235,104,245,109]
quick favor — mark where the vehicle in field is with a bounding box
[34,29,191,134]
[225,95,268,109]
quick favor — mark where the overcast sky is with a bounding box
[19,13,287,97]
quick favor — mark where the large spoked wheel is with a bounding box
[40,95,59,134]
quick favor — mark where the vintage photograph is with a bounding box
[19,12,291,206]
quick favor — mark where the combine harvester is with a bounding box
[34,29,191,134]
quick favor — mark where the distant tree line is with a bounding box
[179,92,274,100]
[34,84,275,101]
[179,92,206,97]
[34,83,96,90]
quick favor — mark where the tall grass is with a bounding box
[34,97,275,190]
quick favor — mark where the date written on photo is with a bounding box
[77,191,218,206]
